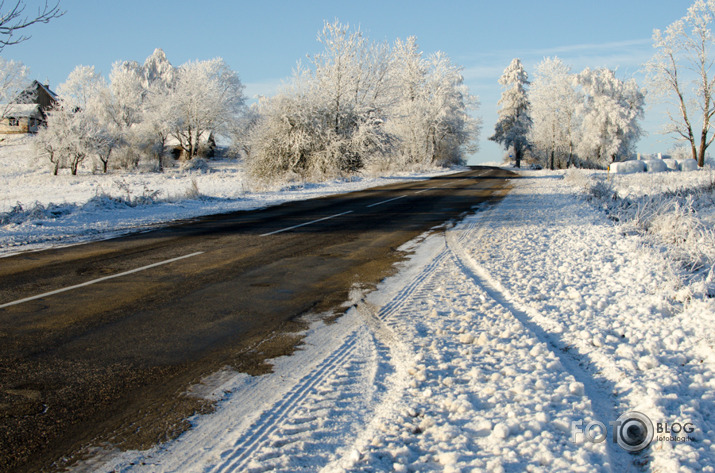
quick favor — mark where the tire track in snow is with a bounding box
[211,316,404,473]
[212,329,364,473]
[376,249,449,322]
[444,226,638,473]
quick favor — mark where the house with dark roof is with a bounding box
[0,80,58,134]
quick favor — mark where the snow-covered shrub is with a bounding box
[0,202,72,225]
[180,157,210,173]
[184,179,201,200]
[93,179,162,207]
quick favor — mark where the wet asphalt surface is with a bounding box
[0,166,514,472]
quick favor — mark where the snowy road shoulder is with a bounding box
[75,170,715,473]
[457,171,715,472]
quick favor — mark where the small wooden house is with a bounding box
[0,104,45,133]
[0,81,58,134]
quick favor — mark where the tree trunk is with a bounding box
[515,146,522,168]
[550,149,555,171]
[698,138,707,168]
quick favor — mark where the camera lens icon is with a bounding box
[615,411,654,452]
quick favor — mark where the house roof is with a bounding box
[14,80,58,105]
[0,103,43,118]
[34,80,58,100]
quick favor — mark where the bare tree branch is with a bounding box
[0,1,63,50]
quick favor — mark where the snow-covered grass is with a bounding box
[0,135,459,255]
[565,168,715,299]
[75,168,715,472]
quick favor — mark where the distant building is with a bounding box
[0,80,58,134]
[166,133,217,160]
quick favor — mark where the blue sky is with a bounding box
[3,0,695,163]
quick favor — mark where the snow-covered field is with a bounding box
[0,135,457,255]
[69,167,715,473]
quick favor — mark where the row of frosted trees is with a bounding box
[34,49,244,175]
[241,21,480,181]
[34,21,480,180]
[491,57,646,169]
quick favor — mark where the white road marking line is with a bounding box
[260,211,354,237]
[366,195,407,208]
[0,251,205,309]
[414,188,432,194]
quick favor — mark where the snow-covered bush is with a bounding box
[180,157,210,173]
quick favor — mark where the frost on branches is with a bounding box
[648,0,715,168]
[575,68,644,166]
[490,58,531,168]
[35,49,245,175]
[512,57,644,170]
[243,21,479,182]
[0,56,30,121]
[529,57,580,170]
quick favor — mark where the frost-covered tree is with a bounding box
[529,57,580,169]
[245,21,393,179]
[647,0,715,167]
[106,60,145,129]
[0,56,29,119]
[421,52,479,166]
[39,65,115,174]
[34,103,98,175]
[490,58,531,168]
[385,36,427,168]
[56,64,105,110]
[575,67,645,165]
[244,91,322,180]
[141,48,176,170]
[308,20,392,173]
[245,23,479,181]
[165,57,244,159]
[387,38,479,168]
[38,49,245,173]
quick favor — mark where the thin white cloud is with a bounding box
[243,78,287,101]
[527,38,652,57]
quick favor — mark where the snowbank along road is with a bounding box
[0,166,513,472]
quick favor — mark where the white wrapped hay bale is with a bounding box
[609,160,646,174]
[663,159,679,171]
[678,158,699,171]
[644,159,668,173]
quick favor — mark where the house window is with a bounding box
[8,117,18,127]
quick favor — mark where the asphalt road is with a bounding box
[0,166,514,472]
